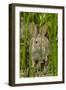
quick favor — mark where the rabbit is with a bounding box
[21,20,49,60]
[29,22,49,72]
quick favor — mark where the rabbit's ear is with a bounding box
[28,22,37,37]
[39,23,48,36]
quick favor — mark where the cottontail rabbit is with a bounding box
[29,22,49,76]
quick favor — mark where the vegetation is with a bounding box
[20,12,58,77]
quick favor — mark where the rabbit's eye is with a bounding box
[36,41,37,44]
